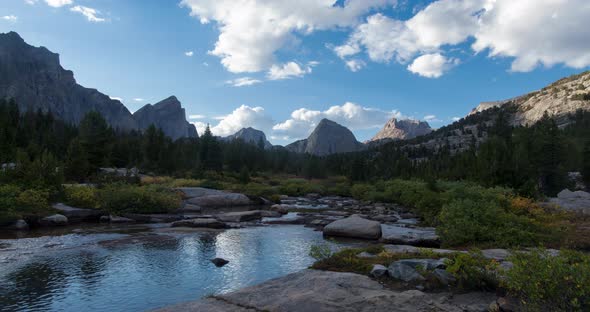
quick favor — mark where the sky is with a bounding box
[1,0,589,145]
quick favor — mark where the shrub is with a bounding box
[503,249,590,311]
[445,251,499,290]
[309,244,333,261]
[0,185,51,223]
[141,176,174,185]
[169,178,202,188]
[278,179,324,196]
[98,184,181,214]
[64,186,98,209]
[350,183,374,200]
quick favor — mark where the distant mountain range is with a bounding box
[2,31,588,157]
[0,31,196,140]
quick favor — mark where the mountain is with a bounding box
[285,119,365,156]
[0,31,137,130]
[470,70,590,127]
[224,127,272,149]
[0,31,196,140]
[133,96,197,140]
[369,118,432,143]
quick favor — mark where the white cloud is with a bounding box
[208,105,275,137]
[2,15,18,22]
[451,117,461,122]
[407,53,458,78]
[202,62,209,66]
[45,0,73,7]
[226,77,262,87]
[267,62,313,80]
[335,0,590,75]
[189,114,206,119]
[273,102,401,140]
[191,121,208,135]
[109,96,123,102]
[180,0,395,73]
[133,98,145,102]
[185,51,194,57]
[70,5,106,22]
[345,59,366,72]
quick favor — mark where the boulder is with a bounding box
[259,210,282,218]
[270,204,288,214]
[387,262,425,282]
[52,203,103,222]
[171,218,226,229]
[547,189,590,214]
[211,258,229,267]
[433,269,455,286]
[11,219,29,230]
[380,225,440,247]
[323,215,382,240]
[40,214,68,226]
[176,187,226,198]
[216,211,262,222]
[370,264,388,278]
[177,203,202,213]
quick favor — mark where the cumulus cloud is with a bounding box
[70,5,106,22]
[208,105,275,137]
[334,0,590,74]
[345,59,366,72]
[2,15,18,22]
[407,53,459,78]
[451,117,461,122]
[225,77,262,87]
[45,0,73,7]
[267,62,314,80]
[273,102,401,140]
[185,51,194,57]
[180,0,395,73]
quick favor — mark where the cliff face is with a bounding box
[286,119,365,156]
[133,96,197,140]
[0,31,137,131]
[369,118,432,143]
[224,127,272,149]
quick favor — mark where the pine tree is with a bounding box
[78,111,109,172]
[64,138,90,182]
[582,141,590,187]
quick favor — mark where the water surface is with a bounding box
[0,225,349,312]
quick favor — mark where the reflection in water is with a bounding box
[0,225,348,312]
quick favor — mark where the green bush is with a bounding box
[309,244,333,261]
[0,185,51,223]
[503,249,590,311]
[350,183,374,200]
[98,184,181,214]
[438,198,541,248]
[64,186,98,209]
[278,179,324,196]
[445,251,499,290]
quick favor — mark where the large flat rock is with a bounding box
[380,225,440,247]
[548,189,590,214]
[52,203,103,222]
[178,187,253,207]
[323,215,382,240]
[153,270,495,312]
[215,211,262,222]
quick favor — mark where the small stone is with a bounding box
[40,214,68,226]
[370,264,388,278]
[12,219,29,230]
[211,258,229,267]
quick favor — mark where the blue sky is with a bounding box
[1,0,589,145]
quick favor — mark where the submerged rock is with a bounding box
[171,218,226,229]
[211,258,229,267]
[323,215,382,240]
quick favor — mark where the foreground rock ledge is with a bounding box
[153,270,494,312]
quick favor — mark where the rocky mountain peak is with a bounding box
[133,96,197,140]
[286,119,365,156]
[224,127,272,149]
[369,117,432,143]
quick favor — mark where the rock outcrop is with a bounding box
[0,31,137,131]
[176,187,253,207]
[223,127,272,149]
[547,189,590,214]
[132,96,197,140]
[369,118,432,143]
[153,269,496,312]
[285,119,365,156]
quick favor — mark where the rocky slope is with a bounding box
[133,96,197,140]
[223,127,272,149]
[470,70,590,127]
[0,31,137,131]
[369,118,432,143]
[0,31,196,139]
[285,119,365,156]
